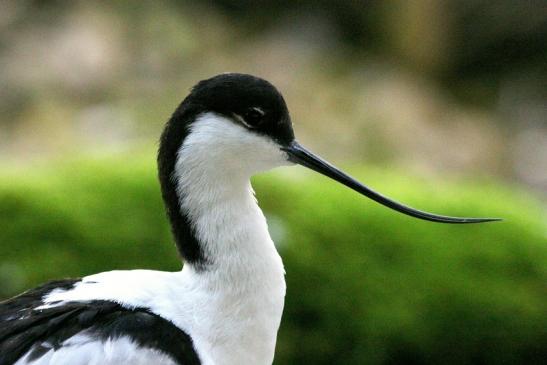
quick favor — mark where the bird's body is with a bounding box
[0,74,499,365]
[2,110,287,365]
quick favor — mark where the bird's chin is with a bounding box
[249,155,295,175]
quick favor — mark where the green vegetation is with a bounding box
[1,153,546,364]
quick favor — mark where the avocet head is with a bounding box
[159,74,295,180]
[159,73,500,254]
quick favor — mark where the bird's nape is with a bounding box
[282,141,502,224]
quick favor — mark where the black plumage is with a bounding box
[0,280,200,365]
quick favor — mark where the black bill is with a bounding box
[282,141,501,224]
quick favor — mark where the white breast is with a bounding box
[15,334,177,365]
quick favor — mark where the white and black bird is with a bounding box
[0,73,500,365]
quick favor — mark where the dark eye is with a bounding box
[243,107,265,128]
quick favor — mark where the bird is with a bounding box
[0,73,501,365]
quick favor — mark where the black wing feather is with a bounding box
[0,279,201,365]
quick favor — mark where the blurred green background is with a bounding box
[1,1,546,364]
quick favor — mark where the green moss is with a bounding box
[254,169,546,364]
[1,155,546,364]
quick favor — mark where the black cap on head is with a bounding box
[186,73,295,146]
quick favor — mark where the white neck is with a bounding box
[172,113,288,364]
[38,114,290,365]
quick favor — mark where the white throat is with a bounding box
[172,113,288,364]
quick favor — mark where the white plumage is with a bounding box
[15,335,177,365]
[34,113,287,365]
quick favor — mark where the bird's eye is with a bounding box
[243,107,265,128]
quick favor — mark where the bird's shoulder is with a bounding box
[0,278,201,365]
